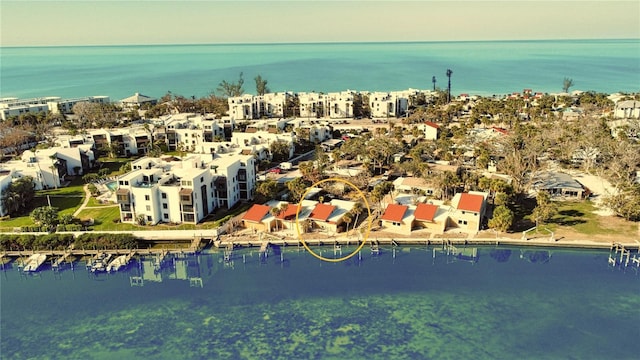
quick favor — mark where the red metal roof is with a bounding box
[242,204,271,223]
[457,193,484,213]
[492,127,509,135]
[424,121,440,129]
[277,203,298,220]
[414,203,438,222]
[381,204,408,222]
[309,203,335,221]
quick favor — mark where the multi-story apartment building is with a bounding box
[326,91,354,119]
[162,114,227,151]
[1,146,95,190]
[228,92,293,120]
[116,153,256,225]
[89,127,152,157]
[369,92,408,118]
[0,96,109,120]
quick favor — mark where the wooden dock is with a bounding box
[52,252,72,269]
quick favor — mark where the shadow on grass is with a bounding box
[550,209,587,226]
[510,197,537,232]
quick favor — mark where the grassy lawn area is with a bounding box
[75,202,253,231]
[98,157,135,176]
[530,200,638,238]
[86,197,113,207]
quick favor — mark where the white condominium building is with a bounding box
[228,92,293,120]
[369,92,408,118]
[116,153,256,225]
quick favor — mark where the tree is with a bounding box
[286,177,309,203]
[217,72,245,97]
[30,206,59,229]
[1,176,36,216]
[256,179,278,201]
[488,205,514,233]
[349,202,364,231]
[603,183,640,221]
[269,140,291,162]
[562,77,574,93]
[342,212,353,234]
[254,75,270,96]
[531,191,556,227]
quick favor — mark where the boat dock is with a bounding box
[52,252,73,270]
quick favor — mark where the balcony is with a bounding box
[116,189,130,204]
[179,188,193,205]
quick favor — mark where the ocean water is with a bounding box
[1,39,639,101]
[1,245,638,359]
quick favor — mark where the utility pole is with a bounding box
[446,69,453,103]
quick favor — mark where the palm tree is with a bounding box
[270,206,283,231]
[342,213,353,234]
[349,202,364,231]
[446,69,453,103]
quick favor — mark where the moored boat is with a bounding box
[90,253,113,273]
[106,254,130,272]
[23,254,47,272]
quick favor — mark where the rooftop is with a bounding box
[456,193,485,213]
[414,203,438,222]
[308,203,336,221]
[381,204,408,222]
[242,204,271,223]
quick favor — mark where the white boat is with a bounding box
[107,254,130,272]
[23,254,47,272]
[91,253,113,273]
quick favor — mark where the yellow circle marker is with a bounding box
[295,177,372,262]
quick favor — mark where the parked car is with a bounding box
[268,167,282,174]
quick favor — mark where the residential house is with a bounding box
[306,199,356,234]
[614,100,640,119]
[420,121,440,140]
[380,203,414,235]
[532,172,586,199]
[412,202,448,233]
[242,204,275,232]
[119,92,157,110]
[450,192,488,232]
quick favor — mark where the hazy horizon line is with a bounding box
[2,37,638,49]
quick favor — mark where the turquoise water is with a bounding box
[1,245,638,359]
[105,181,117,192]
[1,40,639,100]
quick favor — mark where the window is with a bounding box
[161,193,167,199]
[162,203,168,209]
[457,220,468,225]
[146,205,151,211]
[163,213,169,219]
[145,195,150,201]
[147,216,152,222]
[200,176,204,182]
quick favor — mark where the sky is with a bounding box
[1,1,639,46]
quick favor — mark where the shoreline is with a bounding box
[2,232,637,258]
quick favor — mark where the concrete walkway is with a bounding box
[72,184,92,217]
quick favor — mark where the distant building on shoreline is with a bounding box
[0,96,110,120]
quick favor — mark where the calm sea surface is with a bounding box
[1,245,638,359]
[1,40,639,100]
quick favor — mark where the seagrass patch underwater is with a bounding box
[1,246,638,359]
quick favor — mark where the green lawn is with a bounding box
[0,184,87,231]
[539,200,637,237]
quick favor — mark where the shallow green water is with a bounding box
[1,246,638,359]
